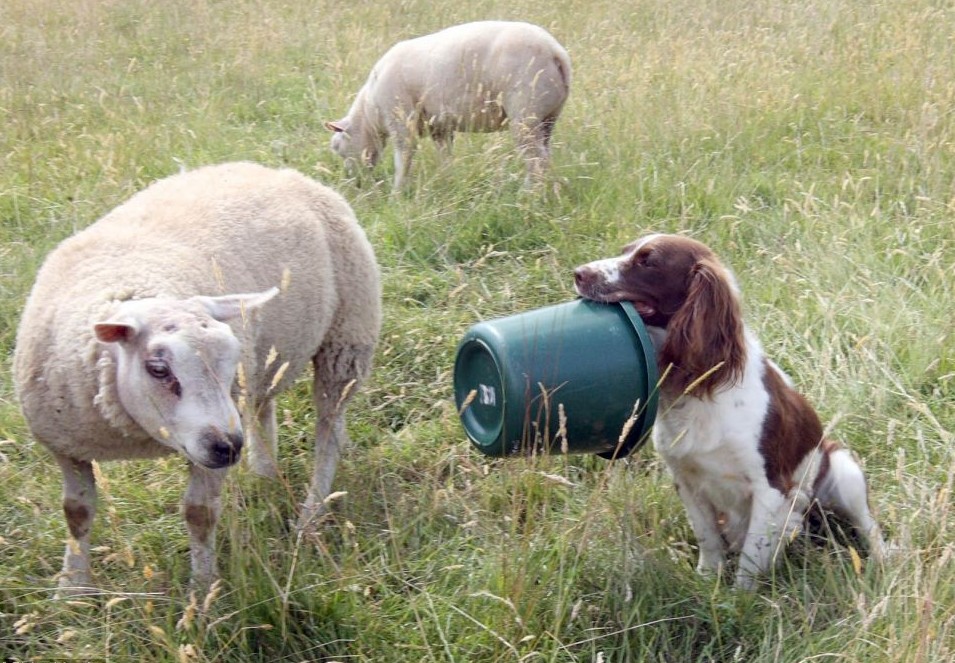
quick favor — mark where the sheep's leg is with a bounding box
[183,463,226,589]
[54,453,96,596]
[298,414,344,531]
[510,113,555,187]
[245,397,279,478]
[392,137,415,190]
[432,130,454,162]
[389,111,419,190]
[298,344,373,530]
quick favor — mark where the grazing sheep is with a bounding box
[325,20,572,189]
[13,161,381,594]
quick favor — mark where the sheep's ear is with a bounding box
[193,287,280,322]
[94,318,140,344]
[324,119,349,133]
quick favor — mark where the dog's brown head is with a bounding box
[574,234,746,397]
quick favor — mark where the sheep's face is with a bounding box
[94,289,278,469]
[325,118,381,172]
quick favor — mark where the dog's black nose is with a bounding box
[573,267,590,288]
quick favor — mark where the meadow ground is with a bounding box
[1,0,953,660]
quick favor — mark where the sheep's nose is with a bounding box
[204,429,244,468]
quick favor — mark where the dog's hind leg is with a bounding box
[816,449,885,562]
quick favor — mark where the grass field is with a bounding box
[1,0,953,660]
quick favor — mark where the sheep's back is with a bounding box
[373,21,570,129]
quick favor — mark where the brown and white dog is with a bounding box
[574,233,885,588]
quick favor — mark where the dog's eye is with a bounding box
[633,250,655,267]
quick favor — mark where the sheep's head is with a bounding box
[325,117,382,172]
[94,288,278,469]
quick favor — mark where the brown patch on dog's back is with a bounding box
[758,360,825,493]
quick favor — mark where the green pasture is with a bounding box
[1,0,952,660]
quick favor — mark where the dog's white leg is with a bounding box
[737,489,794,589]
[183,463,226,589]
[816,449,886,562]
[54,453,97,596]
[673,481,727,575]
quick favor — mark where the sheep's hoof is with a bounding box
[54,577,99,600]
[246,439,280,479]
[248,456,279,479]
[296,504,330,533]
[187,574,223,600]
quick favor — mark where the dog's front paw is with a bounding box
[734,570,758,590]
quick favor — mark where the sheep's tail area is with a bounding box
[539,52,571,143]
[554,53,571,96]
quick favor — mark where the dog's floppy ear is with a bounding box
[660,257,746,398]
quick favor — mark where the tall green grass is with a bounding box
[2,0,953,660]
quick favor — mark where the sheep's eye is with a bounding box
[145,359,171,380]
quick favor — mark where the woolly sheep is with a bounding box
[14,161,381,594]
[325,20,572,189]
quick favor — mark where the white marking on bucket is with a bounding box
[479,384,497,406]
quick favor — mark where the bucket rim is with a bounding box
[453,335,507,453]
[596,301,660,460]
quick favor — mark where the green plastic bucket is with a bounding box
[453,299,659,458]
